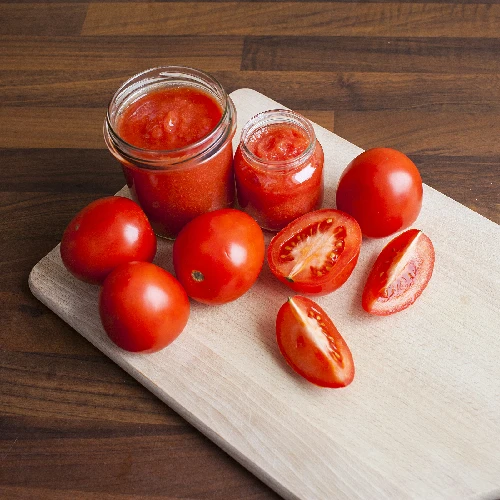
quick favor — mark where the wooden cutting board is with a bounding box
[29,89,500,500]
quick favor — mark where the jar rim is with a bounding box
[105,66,234,165]
[239,109,317,171]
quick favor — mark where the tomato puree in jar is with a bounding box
[234,110,324,231]
[104,67,236,240]
[118,87,223,151]
[246,124,310,162]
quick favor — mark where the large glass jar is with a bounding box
[104,66,236,239]
[234,109,324,231]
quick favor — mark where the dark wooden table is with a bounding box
[1,1,499,498]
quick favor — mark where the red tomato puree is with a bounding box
[119,87,222,150]
[116,87,234,238]
[234,122,324,231]
[246,125,310,162]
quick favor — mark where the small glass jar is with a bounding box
[104,66,236,239]
[234,109,324,231]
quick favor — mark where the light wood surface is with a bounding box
[28,90,500,500]
[1,2,500,499]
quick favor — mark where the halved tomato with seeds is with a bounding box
[276,296,355,388]
[362,229,435,315]
[267,209,362,295]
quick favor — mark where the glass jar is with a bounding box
[104,66,236,239]
[234,109,324,231]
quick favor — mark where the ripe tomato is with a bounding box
[60,196,156,284]
[362,229,435,315]
[336,148,423,238]
[99,261,190,352]
[267,209,362,295]
[172,209,265,305]
[276,296,354,388]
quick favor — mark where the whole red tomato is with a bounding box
[267,209,362,295]
[173,209,265,305]
[60,196,157,284]
[99,261,190,353]
[276,296,354,388]
[336,148,423,238]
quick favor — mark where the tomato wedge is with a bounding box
[362,229,435,315]
[267,209,362,295]
[276,296,355,388]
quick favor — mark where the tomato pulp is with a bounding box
[245,124,310,162]
[234,110,324,231]
[105,68,236,239]
[118,87,222,151]
[276,296,355,388]
[268,209,362,295]
[362,229,435,315]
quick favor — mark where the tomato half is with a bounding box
[276,296,354,388]
[336,148,423,238]
[267,209,362,295]
[362,229,435,315]
[172,209,265,305]
[60,196,157,284]
[99,261,190,352]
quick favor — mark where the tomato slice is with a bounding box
[362,229,435,315]
[267,209,362,295]
[276,296,355,388]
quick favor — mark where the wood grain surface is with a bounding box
[1,2,499,499]
[27,90,500,500]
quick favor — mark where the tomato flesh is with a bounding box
[268,209,362,295]
[173,209,265,305]
[362,229,435,315]
[276,296,354,388]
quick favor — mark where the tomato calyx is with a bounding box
[191,270,205,282]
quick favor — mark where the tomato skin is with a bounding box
[276,296,354,388]
[336,148,423,238]
[362,229,435,315]
[172,209,265,305]
[99,261,189,353]
[60,196,157,284]
[267,209,362,295]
